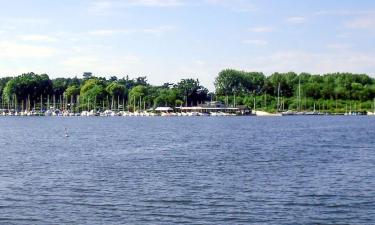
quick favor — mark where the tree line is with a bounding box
[214,69,375,112]
[0,72,208,111]
[1,69,375,112]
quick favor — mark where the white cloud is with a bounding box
[286,16,307,24]
[336,33,351,38]
[89,29,133,36]
[89,25,176,37]
[248,26,274,33]
[0,17,49,28]
[315,10,375,16]
[326,43,352,50]
[61,54,141,74]
[0,67,40,77]
[18,35,58,42]
[88,0,184,15]
[0,41,57,59]
[193,60,205,66]
[88,0,114,15]
[242,39,268,46]
[142,25,176,36]
[87,0,256,16]
[346,15,375,30]
[128,0,185,7]
[242,50,375,75]
[204,0,256,12]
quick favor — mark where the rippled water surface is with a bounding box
[0,116,375,224]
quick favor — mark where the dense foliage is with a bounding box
[1,70,374,113]
[0,72,209,111]
[214,70,375,113]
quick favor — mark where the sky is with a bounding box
[0,0,374,90]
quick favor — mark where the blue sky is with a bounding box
[0,0,374,90]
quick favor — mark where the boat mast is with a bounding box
[133,96,136,112]
[106,95,109,111]
[111,96,114,110]
[28,94,30,112]
[77,95,80,113]
[40,94,43,113]
[14,94,16,112]
[118,95,120,112]
[71,95,74,113]
[47,95,50,110]
[335,99,337,113]
[59,95,62,111]
[298,77,301,111]
[94,96,97,112]
[277,82,280,112]
[253,97,256,111]
[264,93,267,110]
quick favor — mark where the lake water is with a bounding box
[0,116,374,224]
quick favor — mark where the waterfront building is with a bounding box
[175,101,252,115]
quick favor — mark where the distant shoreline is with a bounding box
[0,110,374,117]
[1,71,375,116]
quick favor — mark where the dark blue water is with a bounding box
[0,117,375,224]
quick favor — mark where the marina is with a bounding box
[0,103,373,117]
[1,0,375,224]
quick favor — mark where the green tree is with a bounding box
[3,73,53,105]
[64,85,80,100]
[153,88,179,107]
[128,85,147,110]
[174,78,208,106]
[80,78,107,109]
[214,69,243,95]
[106,82,126,98]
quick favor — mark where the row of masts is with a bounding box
[0,95,151,113]
[276,80,375,113]
[222,86,375,113]
[3,90,375,114]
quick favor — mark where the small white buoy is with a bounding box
[64,127,69,137]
